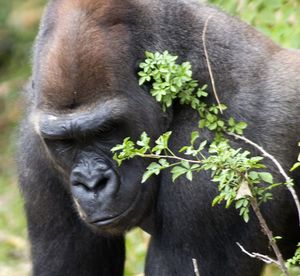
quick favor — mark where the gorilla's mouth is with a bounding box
[88,190,142,227]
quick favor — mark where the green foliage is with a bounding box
[209,0,300,49]
[112,49,300,273]
[287,243,300,268]
[139,51,198,111]
[112,51,287,224]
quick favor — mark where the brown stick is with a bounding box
[250,197,289,275]
[236,242,280,265]
[202,15,223,114]
[192,258,201,276]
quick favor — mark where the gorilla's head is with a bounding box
[30,0,169,233]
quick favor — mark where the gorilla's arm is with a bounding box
[18,121,125,276]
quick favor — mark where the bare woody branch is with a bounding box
[192,258,201,276]
[236,242,280,266]
[202,15,223,114]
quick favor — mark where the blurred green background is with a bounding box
[0,0,299,275]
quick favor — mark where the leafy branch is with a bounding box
[111,50,299,275]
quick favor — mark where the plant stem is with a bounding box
[250,197,289,275]
[137,153,202,164]
[202,15,223,113]
[192,258,201,276]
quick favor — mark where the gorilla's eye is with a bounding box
[95,123,117,138]
[44,137,75,151]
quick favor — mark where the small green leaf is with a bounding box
[228,117,235,127]
[243,211,250,223]
[139,77,146,86]
[290,162,300,172]
[212,195,222,206]
[186,171,193,181]
[199,120,206,128]
[142,170,155,183]
[171,166,187,182]
[145,51,154,59]
[142,162,163,183]
[258,172,273,184]
[181,160,191,169]
[158,158,170,167]
[198,140,207,151]
[190,131,200,145]
[236,121,248,130]
[235,199,245,209]
[248,171,259,180]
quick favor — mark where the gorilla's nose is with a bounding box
[70,166,119,195]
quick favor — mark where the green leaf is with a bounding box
[142,162,163,183]
[181,160,191,169]
[190,131,200,145]
[145,51,154,59]
[179,146,189,153]
[198,120,206,128]
[243,211,250,223]
[258,172,273,184]
[236,121,248,130]
[186,171,193,181]
[198,140,207,151]
[152,131,172,154]
[158,158,170,167]
[142,170,155,183]
[171,166,187,182]
[235,199,245,209]
[206,113,215,123]
[248,171,259,180]
[212,195,223,206]
[136,132,151,152]
[139,77,146,86]
[290,162,300,172]
[228,117,235,127]
[208,122,217,130]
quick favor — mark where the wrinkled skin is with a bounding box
[18,0,300,275]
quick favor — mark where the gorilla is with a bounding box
[18,0,300,275]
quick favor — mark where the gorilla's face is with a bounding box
[36,95,165,233]
[30,0,167,233]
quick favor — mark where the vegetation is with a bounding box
[0,0,299,275]
[112,50,299,275]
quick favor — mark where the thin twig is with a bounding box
[202,15,223,114]
[137,153,202,164]
[236,242,280,266]
[192,258,201,276]
[227,132,300,227]
[250,197,289,275]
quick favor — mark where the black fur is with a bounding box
[18,0,300,275]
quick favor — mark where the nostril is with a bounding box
[73,181,83,186]
[95,176,109,190]
[72,181,90,192]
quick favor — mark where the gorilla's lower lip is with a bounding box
[89,191,142,227]
[90,214,125,226]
